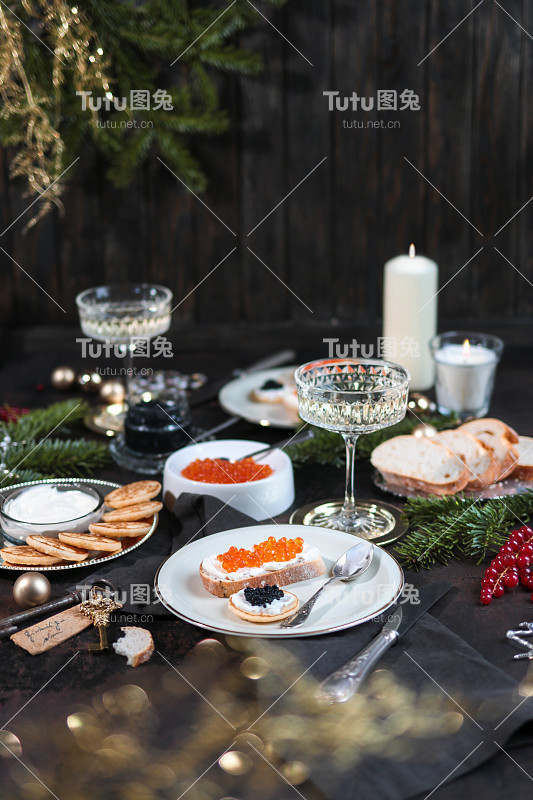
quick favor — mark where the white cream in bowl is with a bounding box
[1,482,104,542]
[5,485,98,523]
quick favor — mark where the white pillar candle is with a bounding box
[383,245,438,391]
[433,339,498,415]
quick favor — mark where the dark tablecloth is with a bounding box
[1,331,533,799]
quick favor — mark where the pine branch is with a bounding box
[0,469,46,491]
[3,400,89,442]
[395,492,533,569]
[3,439,109,476]
[1,0,291,214]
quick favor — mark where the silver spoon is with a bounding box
[280,541,374,629]
[219,428,314,463]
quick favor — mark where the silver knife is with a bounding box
[239,349,296,375]
[316,581,451,704]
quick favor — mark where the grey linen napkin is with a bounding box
[80,494,533,799]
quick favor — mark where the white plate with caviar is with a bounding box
[154,524,404,637]
[219,367,299,429]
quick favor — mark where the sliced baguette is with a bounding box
[509,436,533,481]
[435,430,500,490]
[459,419,519,480]
[370,435,470,495]
[200,555,326,598]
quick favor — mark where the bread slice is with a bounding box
[370,435,470,495]
[228,589,298,623]
[113,627,154,667]
[200,553,326,598]
[509,436,533,480]
[435,430,499,490]
[460,419,519,480]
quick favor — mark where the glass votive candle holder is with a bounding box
[429,331,503,419]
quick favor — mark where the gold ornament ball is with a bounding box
[77,371,102,393]
[412,423,438,438]
[99,380,126,405]
[13,572,51,609]
[51,365,76,390]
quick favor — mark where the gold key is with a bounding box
[80,585,122,653]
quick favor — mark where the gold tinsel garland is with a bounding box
[0,1,110,229]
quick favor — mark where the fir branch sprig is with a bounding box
[3,439,109,477]
[3,400,89,442]
[0,469,46,492]
[0,0,292,223]
[395,491,533,569]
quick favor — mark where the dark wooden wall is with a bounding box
[0,0,532,329]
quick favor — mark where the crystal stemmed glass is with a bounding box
[294,358,410,537]
[76,283,173,405]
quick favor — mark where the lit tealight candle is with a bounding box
[430,332,503,418]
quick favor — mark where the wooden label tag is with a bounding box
[10,604,92,655]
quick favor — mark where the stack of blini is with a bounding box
[371,419,533,496]
[1,481,162,567]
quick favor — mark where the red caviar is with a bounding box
[217,536,305,573]
[182,457,273,484]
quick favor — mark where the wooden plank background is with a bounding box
[0,0,531,328]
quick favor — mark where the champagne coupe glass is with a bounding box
[76,283,173,406]
[294,358,410,537]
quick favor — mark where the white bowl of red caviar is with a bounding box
[163,439,295,521]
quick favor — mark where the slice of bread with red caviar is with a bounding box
[199,537,326,598]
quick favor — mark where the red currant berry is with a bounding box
[481,578,495,590]
[500,544,514,555]
[480,592,493,605]
[509,540,522,553]
[501,553,517,567]
[491,557,503,569]
[492,584,505,597]
[511,530,525,543]
[519,525,532,535]
[523,576,533,590]
[521,544,533,558]
[517,554,531,570]
[503,572,520,588]
[484,566,499,580]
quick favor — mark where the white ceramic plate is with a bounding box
[218,367,299,429]
[154,524,404,638]
[0,478,158,571]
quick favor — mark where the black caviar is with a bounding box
[259,380,283,390]
[243,585,285,607]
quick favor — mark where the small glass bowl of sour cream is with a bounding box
[1,482,104,543]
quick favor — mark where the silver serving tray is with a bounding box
[0,478,158,571]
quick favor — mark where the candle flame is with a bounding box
[409,244,416,258]
[462,338,471,357]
